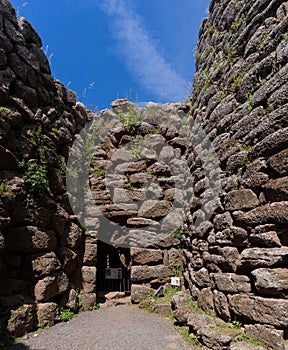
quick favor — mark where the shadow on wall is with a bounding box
[10,344,31,349]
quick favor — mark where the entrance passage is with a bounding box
[96,241,131,298]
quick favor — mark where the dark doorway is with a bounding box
[96,241,131,298]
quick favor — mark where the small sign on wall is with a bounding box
[105,268,122,280]
[171,276,181,286]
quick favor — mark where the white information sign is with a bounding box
[171,276,181,286]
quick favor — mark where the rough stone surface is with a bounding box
[34,271,69,302]
[7,304,36,337]
[131,248,163,265]
[131,284,154,303]
[251,268,288,297]
[37,302,60,327]
[131,265,173,282]
[244,324,285,350]
[228,294,288,327]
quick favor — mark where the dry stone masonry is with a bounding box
[180,0,288,349]
[0,0,288,349]
[0,0,90,340]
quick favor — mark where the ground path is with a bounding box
[12,305,193,350]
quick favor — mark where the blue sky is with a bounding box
[11,0,210,110]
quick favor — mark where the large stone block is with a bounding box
[131,284,154,303]
[131,248,163,265]
[5,226,57,253]
[79,292,96,310]
[197,287,215,315]
[263,177,288,202]
[228,294,288,327]
[34,271,69,302]
[37,302,60,327]
[83,242,97,265]
[212,273,251,293]
[131,265,172,282]
[224,189,259,210]
[31,252,61,277]
[213,290,230,321]
[138,200,171,220]
[61,222,83,249]
[269,149,288,176]
[7,304,36,337]
[252,268,288,297]
[81,266,96,293]
[233,202,288,226]
[56,247,78,275]
[239,247,288,270]
[244,324,285,350]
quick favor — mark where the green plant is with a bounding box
[145,129,161,135]
[283,31,288,43]
[117,104,139,135]
[264,99,274,115]
[60,307,75,322]
[246,95,253,113]
[87,304,100,311]
[256,32,269,50]
[171,228,182,239]
[174,325,199,345]
[240,144,252,152]
[0,179,9,194]
[37,323,47,329]
[130,141,141,160]
[230,71,246,93]
[234,333,269,348]
[230,13,246,31]
[171,262,183,277]
[225,43,238,63]
[20,160,48,206]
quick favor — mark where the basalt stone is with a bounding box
[239,247,288,270]
[31,252,61,278]
[252,268,288,297]
[213,290,230,321]
[60,289,79,312]
[81,266,97,293]
[224,189,259,211]
[233,202,288,226]
[34,271,69,302]
[138,200,171,220]
[60,222,83,249]
[7,304,36,337]
[131,265,172,282]
[263,177,288,202]
[244,324,285,350]
[197,287,215,315]
[37,302,60,327]
[131,284,154,303]
[83,242,97,266]
[5,226,57,253]
[131,248,163,265]
[18,17,42,47]
[211,273,251,293]
[250,231,281,247]
[269,149,288,176]
[228,294,288,327]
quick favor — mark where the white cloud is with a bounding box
[98,0,188,101]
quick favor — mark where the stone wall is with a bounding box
[0,0,93,339]
[182,0,288,348]
[1,0,288,347]
[85,100,187,302]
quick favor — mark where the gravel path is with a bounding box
[12,305,192,350]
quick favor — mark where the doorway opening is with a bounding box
[96,240,131,300]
